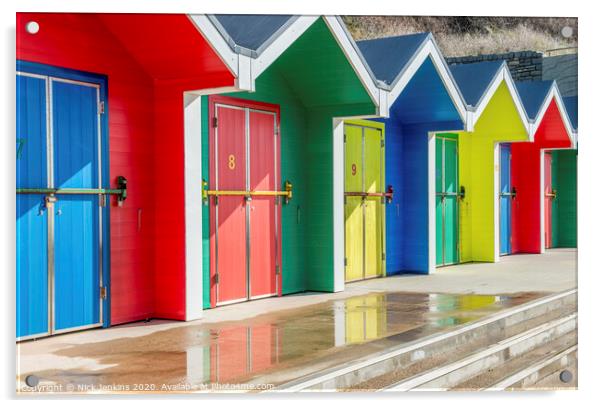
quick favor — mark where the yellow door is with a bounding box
[344,122,385,282]
[364,126,384,279]
[345,124,364,281]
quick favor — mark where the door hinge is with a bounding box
[344,134,347,143]
[215,274,220,284]
[275,124,280,135]
[212,117,218,128]
[98,101,105,115]
[99,194,106,207]
[344,257,348,267]
[214,195,219,205]
[381,139,385,148]
[382,253,386,261]
[100,286,107,300]
[276,265,280,275]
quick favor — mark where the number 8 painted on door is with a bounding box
[228,154,236,170]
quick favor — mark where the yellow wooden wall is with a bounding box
[457,81,529,262]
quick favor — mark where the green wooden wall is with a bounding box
[551,149,577,248]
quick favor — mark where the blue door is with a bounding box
[16,65,105,339]
[499,144,512,255]
[52,80,102,332]
[17,73,50,338]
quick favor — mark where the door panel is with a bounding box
[499,144,512,255]
[52,80,101,331]
[249,110,277,298]
[436,136,459,266]
[214,106,247,304]
[544,152,553,248]
[364,128,383,278]
[444,139,457,194]
[443,196,458,264]
[16,74,49,338]
[345,197,364,281]
[435,196,444,266]
[345,125,364,281]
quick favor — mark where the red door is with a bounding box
[544,152,553,248]
[209,97,280,307]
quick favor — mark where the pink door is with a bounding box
[209,97,280,307]
[544,152,553,248]
[210,105,247,305]
[249,110,278,299]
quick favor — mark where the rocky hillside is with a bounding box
[342,16,577,57]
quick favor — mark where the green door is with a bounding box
[436,134,459,266]
[344,123,385,282]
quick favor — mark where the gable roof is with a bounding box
[515,80,554,120]
[357,33,430,86]
[563,96,578,129]
[190,15,386,115]
[449,60,504,107]
[356,32,467,124]
[210,15,295,57]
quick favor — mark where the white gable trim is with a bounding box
[323,16,384,112]
[387,38,468,126]
[251,16,319,80]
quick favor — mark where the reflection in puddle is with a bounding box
[19,291,542,391]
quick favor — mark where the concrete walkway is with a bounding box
[16,248,576,393]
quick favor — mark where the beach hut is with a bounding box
[347,33,467,278]
[506,81,575,255]
[16,13,238,338]
[189,15,386,307]
[444,61,532,264]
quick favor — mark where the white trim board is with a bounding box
[183,93,204,321]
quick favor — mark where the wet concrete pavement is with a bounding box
[17,291,546,394]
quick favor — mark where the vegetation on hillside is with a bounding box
[343,16,578,57]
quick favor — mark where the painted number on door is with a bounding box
[228,154,236,170]
[351,163,357,176]
[16,138,26,159]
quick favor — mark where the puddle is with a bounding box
[17,291,545,393]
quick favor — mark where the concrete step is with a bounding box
[453,331,576,390]
[487,343,577,390]
[271,289,576,392]
[381,313,576,391]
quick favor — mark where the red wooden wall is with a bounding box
[510,99,572,254]
[17,13,235,324]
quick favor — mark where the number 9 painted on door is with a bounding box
[351,163,357,176]
[228,154,236,170]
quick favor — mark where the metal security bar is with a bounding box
[203,180,293,204]
[16,176,128,203]
[344,185,394,203]
[545,189,557,199]
[500,186,518,200]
